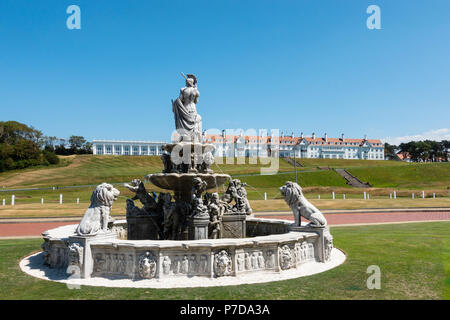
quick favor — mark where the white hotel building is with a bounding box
[204,132,385,160]
[92,140,165,156]
[92,132,385,160]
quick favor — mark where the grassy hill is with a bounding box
[0,155,449,203]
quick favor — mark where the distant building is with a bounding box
[92,140,165,156]
[92,132,385,160]
[204,132,385,160]
[396,151,412,162]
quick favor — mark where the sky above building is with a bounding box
[1,0,449,144]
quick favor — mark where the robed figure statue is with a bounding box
[172,73,202,142]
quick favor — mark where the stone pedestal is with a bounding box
[68,232,117,279]
[289,225,332,262]
[221,214,246,239]
[188,215,210,240]
[127,214,162,240]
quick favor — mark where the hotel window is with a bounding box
[150,146,156,155]
[132,146,139,155]
[105,145,113,154]
[141,146,148,155]
[124,145,130,155]
[114,145,121,155]
[96,146,103,155]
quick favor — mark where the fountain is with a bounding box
[20,74,345,288]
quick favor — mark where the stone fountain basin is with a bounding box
[34,217,339,286]
[146,172,231,192]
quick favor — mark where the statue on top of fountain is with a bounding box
[172,73,202,143]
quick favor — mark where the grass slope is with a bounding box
[348,163,450,189]
[0,222,448,299]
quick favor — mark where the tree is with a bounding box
[384,143,400,161]
[0,121,58,172]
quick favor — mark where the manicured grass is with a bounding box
[297,158,408,168]
[348,162,450,189]
[0,222,448,299]
[0,155,293,189]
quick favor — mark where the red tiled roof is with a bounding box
[203,134,383,146]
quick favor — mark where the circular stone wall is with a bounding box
[21,217,346,288]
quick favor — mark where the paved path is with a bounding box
[335,168,371,188]
[0,209,449,238]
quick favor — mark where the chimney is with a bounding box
[341,133,344,141]
[291,132,294,138]
[221,129,225,137]
[364,134,367,140]
[281,131,284,137]
[312,132,315,139]
[300,132,304,139]
[324,133,328,142]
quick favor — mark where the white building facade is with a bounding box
[205,132,385,160]
[92,133,385,160]
[92,140,165,156]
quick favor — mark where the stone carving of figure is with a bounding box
[112,254,119,273]
[279,245,293,270]
[199,255,208,273]
[161,150,176,173]
[301,242,307,261]
[208,193,222,239]
[126,254,135,276]
[213,250,232,277]
[94,253,105,273]
[251,252,258,270]
[172,73,202,142]
[181,255,189,274]
[41,241,51,266]
[124,179,157,213]
[192,196,209,218]
[308,243,315,260]
[266,250,275,269]
[189,255,198,274]
[258,252,265,269]
[244,252,251,270]
[138,251,157,279]
[67,243,83,269]
[192,177,207,199]
[159,193,176,239]
[172,255,180,274]
[324,230,333,262]
[237,254,244,272]
[118,254,126,274]
[280,181,327,227]
[105,253,112,273]
[198,150,214,173]
[76,183,120,236]
[222,179,252,215]
[162,256,171,275]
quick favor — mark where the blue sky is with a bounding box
[1,0,449,144]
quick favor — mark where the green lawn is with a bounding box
[297,158,408,168]
[1,222,448,299]
[348,162,450,189]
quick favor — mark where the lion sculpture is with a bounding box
[76,183,120,236]
[280,181,327,227]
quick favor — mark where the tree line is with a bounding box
[385,140,450,162]
[0,121,92,172]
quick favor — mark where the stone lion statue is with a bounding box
[76,183,120,236]
[279,181,327,227]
